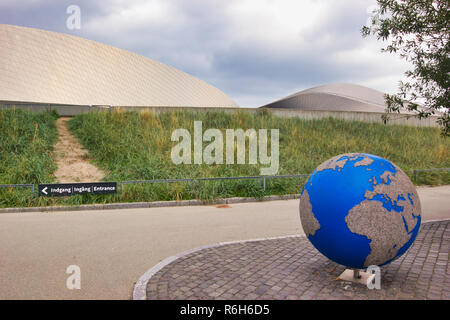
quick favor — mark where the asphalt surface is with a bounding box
[0,186,449,300]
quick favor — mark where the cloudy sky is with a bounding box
[0,0,411,107]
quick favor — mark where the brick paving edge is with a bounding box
[132,234,304,300]
[132,218,450,300]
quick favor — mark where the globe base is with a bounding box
[338,269,375,287]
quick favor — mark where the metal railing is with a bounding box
[119,174,310,192]
[0,168,448,197]
[413,168,450,181]
[0,184,35,196]
[120,178,195,193]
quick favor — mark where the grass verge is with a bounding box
[0,109,59,207]
[68,109,449,205]
[1,108,448,208]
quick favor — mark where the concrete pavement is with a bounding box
[0,186,448,300]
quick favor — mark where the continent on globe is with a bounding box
[299,190,320,237]
[299,153,421,269]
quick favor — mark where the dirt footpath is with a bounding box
[53,117,105,183]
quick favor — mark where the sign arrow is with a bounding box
[42,187,48,195]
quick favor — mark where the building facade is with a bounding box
[262,83,393,113]
[0,24,237,108]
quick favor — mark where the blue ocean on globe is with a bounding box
[301,153,421,269]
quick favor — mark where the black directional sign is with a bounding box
[38,182,117,197]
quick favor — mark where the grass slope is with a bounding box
[67,109,449,204]
[0,108,448,208]
[0,109,59,207]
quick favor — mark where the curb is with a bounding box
[0,194,301,214]
[132,234,305,300]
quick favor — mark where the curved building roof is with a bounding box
[261,83,393,113]
[0,24,237,108]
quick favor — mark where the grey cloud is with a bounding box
[0,0,407,107]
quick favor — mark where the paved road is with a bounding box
[0,186,449,300]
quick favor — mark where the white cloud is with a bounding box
[85,0,183,33]
[225,0,329,49]
[0,0,414,107]
[332,39,411,92]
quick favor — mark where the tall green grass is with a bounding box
[66,109,449,204]
[0,109,59,207]
[0,108,448,208]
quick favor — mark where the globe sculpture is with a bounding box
[299,153,421,269]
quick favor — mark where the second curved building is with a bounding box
[261,83,392,113]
